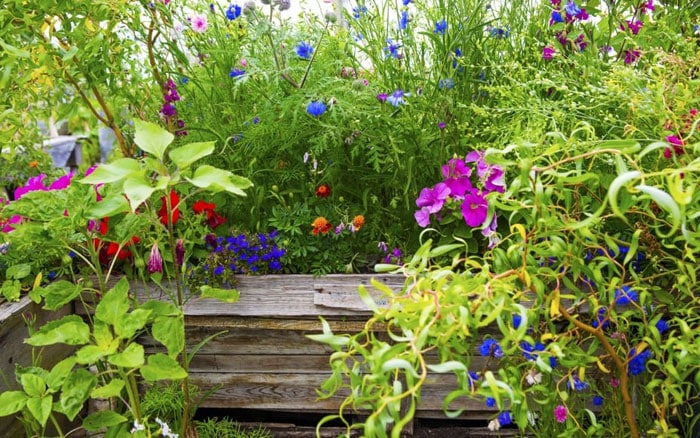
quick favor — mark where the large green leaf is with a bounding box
[83,411,127,432]
[26,315,90,346]
[26,396,52,427]
[57,369,96,421]
[185,165,252,196]
[123,175,156,212]
[114,308,152,340]
[86,195,130,218]
[140,354,187,381]
[20,374,45,398]
[0,391,27,416]
[134,119,174,161]
[152,315,185,358]
[107,343,145,369]
[79,158,141,185]
[95,277,130,327]
[91,379,125,399]
[46,357,77,391]
[6,263,31,280]
[169,141,215,170]
[40,280,83,311]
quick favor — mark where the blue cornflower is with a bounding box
[434,19,447,35]
[179,76,189,85]
[352,5,367,19]
[399,10,409,30]
[452,48,463,70]
[498,411,512,426]
[226,4,242,20]
[613,285,638,306]
[438,78,455,89]
[550,11,563,25]
[402,0,411,4]
[478,338,504,359]
[385,39,401,59]
[592,395,604,406]
[628,348,652,376]
[490,27,509,38]
[295,41,314,59]
[306,101,327,117]
[567,375,589,391]
[47,271,57,281]
[229,68,245,79]
[485,397,496,408]
[655,318,670,334]
[565,1,581,17]
[386,89,407,107]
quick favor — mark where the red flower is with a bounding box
[193,200,226,229]
[311,217,332,235]
[315,184,331,198]
[663,135,685,159]
[158,190,181,226]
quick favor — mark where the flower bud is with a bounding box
[175,239,185,267]
[148,243,163,274]
[324,12,337,23]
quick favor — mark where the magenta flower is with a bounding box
[624,49,641,64]
[14,174,48,199]
[191,14,208,33]
[376,93,388,103]
[414,207,433,228]
[461,191,488,227]
[663,135,685,158]
[542,46,555,60]
[148,243,163,274]
[416,182,450,213]
[627,20,643,35]
[2,215,23,233]
[49,172,75,191]
[554,405,567,423]
[442,158,473,197]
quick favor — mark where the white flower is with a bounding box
[527,410,539,426]
[526,368,542,385]
[155,418,179,438]
[130,420,145,433]
[487,419,501,431]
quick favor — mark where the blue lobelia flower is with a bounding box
[498,411,512,426]
[229,68,245,79]
[655,318,670,334]
[306,101,327,117]
[628,348,652,376]
[478,338,504,358]
[434,19,447,35]
[592,395,604,406]
[295,41,314,59]
[613,285,638,306]
[485,397,496,408]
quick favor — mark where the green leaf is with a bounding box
[79,158,141,185]
[185,165,253,196]
[114,308,152,340]
[26,315,90,346]
[152,315,185,358]
[107,343,145,368]
[76,342,118,364]
[83,411,128,431]
[0,39,30,58]
[95,277,130,327]
[1,279,21,302]
[306,318,349,348]
[46,357,78,391]
[57,369,96,421]
[140,300,181,318]
[6,263,31,280]
[86,195,130,218]
[0,391,28,416]
[381,358,419,378]
[134,119,174,161]
[123,175,156,212]
[358,285,379,313]
[91,379,125,399]
[634,184,681,233]
[608,170,640,220]
[597,139,641,154]
[426,361,468,374]
[200,285,240,303]
[140,353,187,381]
[169,141,215,170]
[41,280,83,311]
[26,396,52,426]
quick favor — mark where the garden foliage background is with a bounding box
[0,0,700,437]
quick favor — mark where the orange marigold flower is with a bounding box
[352,215,365,231]
[315,184,331,198]
[29,160,40,168]
[311,216,332,235]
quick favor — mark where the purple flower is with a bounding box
[295,41,314,59]
[175,239,185,267]
[385,39,402,59]
[627,20,643,35]
[160,103,177,117]
[14,174,48,199]
[461,191,488,227]
[543,46,555,60]
[554,405,567,423]
[438,121,446,130]
[624,49,641,64]
[49,173,74,191]
[148,243,163,274]
[415,183,450,212]
[376,93,388,103]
